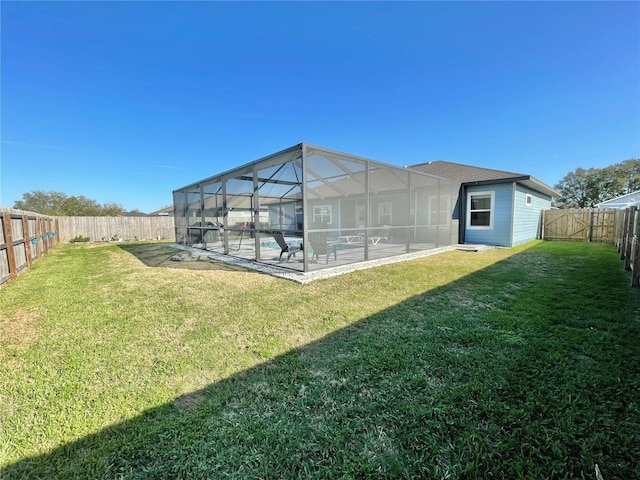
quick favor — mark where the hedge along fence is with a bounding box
[56,216,175,243]
[0,207,59,286]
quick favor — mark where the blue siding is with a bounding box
[464,184,513,246]
[512,185,552,246]
[463,183,552,247]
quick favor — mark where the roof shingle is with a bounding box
[408,160,526,183]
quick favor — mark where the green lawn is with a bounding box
[1,240,638,479]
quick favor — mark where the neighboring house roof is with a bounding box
[596,190,640,209]
[122,211,153,217]
[149,206,174,216]
[407,160,561,198]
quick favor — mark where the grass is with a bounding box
[1,240,639,479]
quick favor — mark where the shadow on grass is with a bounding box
[118,242,252,272]
[3,243,639,479]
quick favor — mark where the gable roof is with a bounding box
[596,190,640,209]
[407,160,560,198]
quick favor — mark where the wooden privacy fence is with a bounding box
[0,207,59,286]
[1,210,175,286]
[57,216,175,243]
[616,206,640,288]
[542,209,621,243]
[542,207,640,287]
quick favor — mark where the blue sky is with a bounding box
[2,1,639,213]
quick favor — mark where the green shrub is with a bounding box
[69,235,90,243]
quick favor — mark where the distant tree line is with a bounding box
[554,159,640,208]
[13,190,130,216]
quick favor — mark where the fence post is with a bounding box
[621,209,629,259]
[632,210,640,287]
[2,212,18,281]
[623,207,636,269]
[46,219,52,250]
[54,218,60,245]
[37,217,43,259]
[616,210,624,251]
[22,214,33,268]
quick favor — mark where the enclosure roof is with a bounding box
[173,144,303,193]
[408,160,560,198]
[173,143,450,194]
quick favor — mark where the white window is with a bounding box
[313,205,332,225]
[525,194,533,207]
[467,191,494,229]
[378,202,392,225]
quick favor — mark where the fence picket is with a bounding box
[56,216,174,242]
[543,209,616,243]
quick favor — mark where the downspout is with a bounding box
[406,173,411,253]
[459,185,465,244]
[510,182,516,247]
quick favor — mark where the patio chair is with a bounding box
[187,221,222,246]
[232,222,248,251]
[309,231,334,264]
[271,231,302,262]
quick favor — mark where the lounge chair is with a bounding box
[369,225,393,245]
[271,231,302,262]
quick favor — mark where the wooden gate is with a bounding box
[542,209,617,243]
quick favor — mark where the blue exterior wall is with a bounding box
[464,184,513,246]
[511,184,552,246]
[463,183,552,247]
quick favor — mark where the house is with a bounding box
[172,144,559,273]
[409,161,560,247]
[596,190,640,209]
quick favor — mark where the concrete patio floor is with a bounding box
[171,242,495,284]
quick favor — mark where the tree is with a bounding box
[101,203,127,216]
[554,159,640,208]
[13,190,68,215]
[13,190,127,216]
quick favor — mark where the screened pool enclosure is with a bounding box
[173,143,457,272]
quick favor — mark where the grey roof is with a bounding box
[122,211,153,217]
[150,206,174,216]
[408,160,524,183]
[407,160,561,198]
[596,190,640,209]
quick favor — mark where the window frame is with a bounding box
[525,193,533,207]
[466,191,494,230]
[312,205,332,225]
